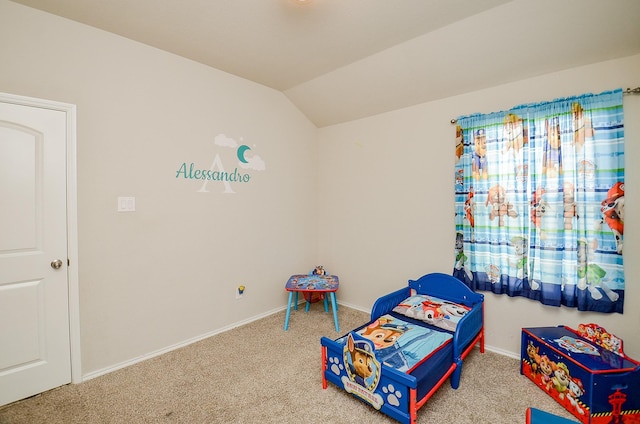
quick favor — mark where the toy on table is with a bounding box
[312,265,327,275]
[306,265,327,303]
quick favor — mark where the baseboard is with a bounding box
[82,305,288,382]
[483,344,520,359]
[82,301,520,382]
[336,300,370,314]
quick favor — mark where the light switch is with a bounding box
[117,196,136,212]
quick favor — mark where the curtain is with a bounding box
[453,89,624,313]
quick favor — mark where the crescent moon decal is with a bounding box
[237,145,251,163]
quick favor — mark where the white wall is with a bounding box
[318,54,640,358]
[0,0,318,375]
[2,0,639,379]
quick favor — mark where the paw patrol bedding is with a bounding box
[336,314,453,373]
[392,294,471,332]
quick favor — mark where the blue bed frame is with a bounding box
[321,273,484,424]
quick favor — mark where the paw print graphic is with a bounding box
[328,355,344,376]
[382,384,402,407]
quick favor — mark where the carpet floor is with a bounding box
[0,305,578,423]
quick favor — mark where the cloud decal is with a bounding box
[214,134,237,148]
[240,153,266,171]
[212,133,266,171]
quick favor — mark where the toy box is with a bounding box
[521,324,640,424]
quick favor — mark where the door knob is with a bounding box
[51,259,63,269]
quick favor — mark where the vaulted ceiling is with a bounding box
[10,0,640,127]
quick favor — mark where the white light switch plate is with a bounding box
[117,196,136,212]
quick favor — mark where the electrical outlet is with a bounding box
[236,285,245,299]
[117,196,136,212]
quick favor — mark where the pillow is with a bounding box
[392,294,471,332]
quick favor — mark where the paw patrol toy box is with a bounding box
[521,324,640,424]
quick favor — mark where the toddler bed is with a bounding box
[321,273,484,424]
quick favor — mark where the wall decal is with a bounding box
[237,144,251,163]
[175,134,266,194]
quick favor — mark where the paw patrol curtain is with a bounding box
[453,89,624,313]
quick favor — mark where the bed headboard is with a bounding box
[370,273,483,321]
[408,273,482,307]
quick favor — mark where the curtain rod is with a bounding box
[623,86,640,95]
[449,86,640,124]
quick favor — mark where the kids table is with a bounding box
[284,274,339,332]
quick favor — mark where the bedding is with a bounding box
[337,314,453,373]
[321,273,484,424]
[392,293,471,332]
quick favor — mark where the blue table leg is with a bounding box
[294,292,299,310]
[323,294,329,312]
[284,292,294,331]
[329,292,339,332]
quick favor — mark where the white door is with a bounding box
[0,99,71,406]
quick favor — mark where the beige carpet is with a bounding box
[0,305,578,423]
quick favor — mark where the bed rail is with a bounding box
[370,286,411,320]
